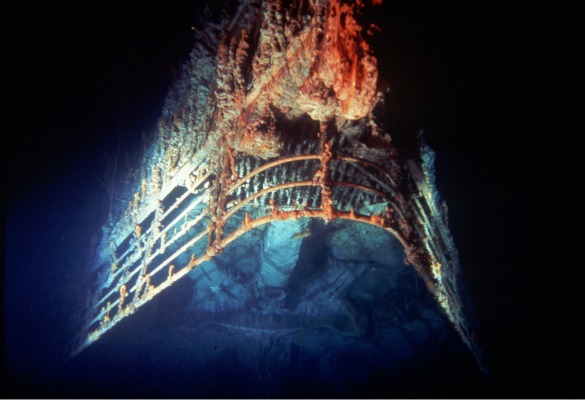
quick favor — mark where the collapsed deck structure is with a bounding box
[77,0,486,375]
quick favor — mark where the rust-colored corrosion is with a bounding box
[79,0,486,377]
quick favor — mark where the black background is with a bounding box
[2,0,583,397]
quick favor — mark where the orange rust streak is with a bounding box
[350,53,358,88]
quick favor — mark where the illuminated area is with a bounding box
[75,0,486,388]
[7,0,584,396]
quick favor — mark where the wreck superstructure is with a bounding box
[77,0,486,374]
